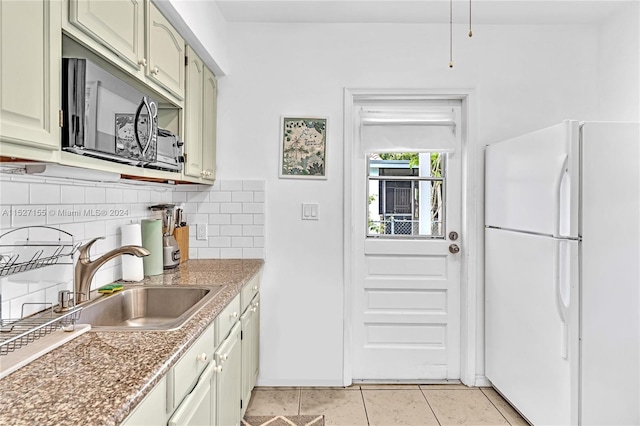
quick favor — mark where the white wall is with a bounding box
[216,22,600,385]
[597,2,640,121]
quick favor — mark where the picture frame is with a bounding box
[279,116,327,179]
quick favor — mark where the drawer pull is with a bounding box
[196,353,208,363]
[138,58,147,67]
[151,66,160,75]
[252,285,258,292]
[251,307,257,313]
[213,365,222,373]
[230,312,238,320]
[221,353,229,362]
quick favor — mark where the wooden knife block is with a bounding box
[173,226,189,264]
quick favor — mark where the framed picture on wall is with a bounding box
[279,116,327,179]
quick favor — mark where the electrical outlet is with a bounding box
[196,223,207,240]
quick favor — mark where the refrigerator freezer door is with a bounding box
[485,228,578,425]
[485,120,580,238]
[580,122,639,425]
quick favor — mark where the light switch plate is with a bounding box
[196,223,207,240]
[302,203,319,220]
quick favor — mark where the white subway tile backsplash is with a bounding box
[30,183,61,204]
[243,203,264,214]
[220,248,242,259]
[0,181,29,205]
[197,203,220,214]
[11,205,47,227]
[242,248,264,259]
[232,214,254,225]
[105,188,123,204]
[122,189,138,203]
[85,187,106,203]
[61,185,86,204]
[231,236,253,248]
[243,225,264,237]
[254,237,265,248]
[220,180,243,191]
[253,191,265,203]
[207,225,220,237]
[198,248,221,258]
[220,203,242,214]
[186,191,209,203]
[242,180,265,191]
[232,192,253,203]
[209,192,232,203]
[209,237,231,247]
[253,214,265,225]
[209,214,231,225]
[220,225,242,236]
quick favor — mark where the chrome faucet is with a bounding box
[74,237,150,304]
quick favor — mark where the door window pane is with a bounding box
[367,152,445,238]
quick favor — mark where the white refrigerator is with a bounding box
[485,120,639,425]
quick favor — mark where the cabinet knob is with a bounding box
[196,353,208,363]
[221,353,229,362]
[214,365,222,373]
[252,285,258,292]
[230,312,238,320]
[251,307,257,313]
[138,58,147,67]
[152,66,160,75]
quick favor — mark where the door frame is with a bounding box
[342,88,485,386]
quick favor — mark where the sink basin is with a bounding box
[76,285,223,331]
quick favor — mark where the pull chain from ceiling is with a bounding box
[449,0,453,68]
[449,0,473,68]
[469,0,473,37]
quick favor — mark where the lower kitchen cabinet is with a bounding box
[215,322,242,426]
[122,377,167,426]
[241,294,260,416]
[168,361,217,426]
[122,275,260,426]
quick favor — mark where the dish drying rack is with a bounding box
[0,226,83,357]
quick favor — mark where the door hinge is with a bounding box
[59,110,64,127]
[240,330,243,340]
[240,400,243,409]
[185,56,188,66]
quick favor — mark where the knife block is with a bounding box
[173,226,189,264]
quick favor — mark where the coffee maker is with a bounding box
[150,204,181,269]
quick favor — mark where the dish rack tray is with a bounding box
[0,226,80,277]
[0,305,82,356]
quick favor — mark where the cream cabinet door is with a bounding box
[146,3,185,100]
[184,46,204,179]
[122,377,167,426]
[240,294,260,417]
[0,0,60,151]
[202,66,217,181]
[216,323,242,426]
[68,0,145,71]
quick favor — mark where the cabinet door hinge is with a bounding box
[240,330,243,340]
[59,110,64,127]
[185,56,188,66]
[240,399,243,409]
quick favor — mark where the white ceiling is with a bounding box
[215,0,636,25]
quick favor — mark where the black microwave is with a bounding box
[61,58,160,166]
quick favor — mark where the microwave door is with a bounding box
[61,58,86,149]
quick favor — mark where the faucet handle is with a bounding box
[78,237,105,260]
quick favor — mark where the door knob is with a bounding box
[449,244,460,254]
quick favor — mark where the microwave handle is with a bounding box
[134,96,155,156]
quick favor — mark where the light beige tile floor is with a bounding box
[245,385,529,426]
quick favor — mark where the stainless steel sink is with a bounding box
[76,285,223,331]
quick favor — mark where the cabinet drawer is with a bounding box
[241,274,260,313]
[174,323,215,406]
[216,294,240,346]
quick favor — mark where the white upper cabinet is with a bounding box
[184,46,204,178]
[0,0,61,156]
[146,2,185,100]
[68,0,145,71]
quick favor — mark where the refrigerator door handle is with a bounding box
[556,156,570,238]
[554,239,571,359]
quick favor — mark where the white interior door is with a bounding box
[352,106,462,380]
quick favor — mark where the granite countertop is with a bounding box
[0,259,264,426]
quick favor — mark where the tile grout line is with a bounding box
[297,387,301,416]
[419,387,442,426]
[479,388,513,426]
[359,387,371,426]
